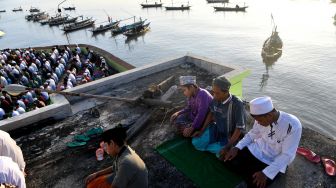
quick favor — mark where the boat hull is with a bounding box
[141,3,163,8]
[214,6,248,11]
[165,6,191,10]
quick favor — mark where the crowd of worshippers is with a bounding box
[0,75,303,188]
[0,45,112,120]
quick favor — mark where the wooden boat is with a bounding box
[141,0,163,8]
[12,7,23,12]
[63,18,95,32]
[261,27,283,61]
[214,5,248,11]
[48,15,69,26]
[207,0,229,3]
[32,14,49,22]
[40,20,50,25]
[29,7,40,13]
[165,4,191,10]
[91,20,120,34]
[123,23,150,37]
[26,12,48,21]
[63,7,76,11]
[0,10,6,13]
[49,16,78,26]
[112,19,146,35]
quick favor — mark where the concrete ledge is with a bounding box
[0,94,72,132]
[66,54,249,103]
[0,53,249,131]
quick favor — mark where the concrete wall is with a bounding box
[0,54,249,131]
[0,94,72,132]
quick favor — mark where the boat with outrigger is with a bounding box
[63,17,95,32]
[123,22,150,37]
[49,15,79,26]
[91,19,120,34]
[111,17,146,35]
[47,14,69,26]
[26,12,49,22]
[141,0,163,8]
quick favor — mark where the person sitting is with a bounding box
[236,4,239,8]
[170,76,213,137]
[0,156,26,188]
[192,76,246,158]
[0,130,26,173]
[85,127,148,188]
[223,96,302,188]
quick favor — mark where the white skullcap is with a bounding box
[250,96,274,115]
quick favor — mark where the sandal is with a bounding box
[321,157,336,176]
[74,135,90,142]
[85,127,103,137]
[66,141,87,148]
[296,147,321,163]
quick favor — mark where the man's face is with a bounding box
[104,141,117,156]
[252,114,273,126]
[212,85,228,101]
[181,86,193,98]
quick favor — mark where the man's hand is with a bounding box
[252,171,267,188]
[191,130,202,137]
[219,146,231,160]
[182,126,194,137]
[85,172,97,185]
[170,112,180,123]
[223,147,239,162]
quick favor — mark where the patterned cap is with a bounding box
[179,76,196,86]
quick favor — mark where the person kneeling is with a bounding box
[85,127,148,188]
[192,76,246,158]
[170,76,213,137]
[223,97,302,188]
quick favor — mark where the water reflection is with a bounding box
[260,25,283,90]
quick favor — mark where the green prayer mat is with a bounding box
[156,137,243,188]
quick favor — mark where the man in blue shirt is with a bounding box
[192,76,246,158]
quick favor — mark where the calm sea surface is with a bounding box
[0,0,336,140]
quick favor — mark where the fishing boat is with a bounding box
[123,23,150,37]
[0,10,6,13]
[165,4,191,10]
[29,7,40,13]
[165,1,191,10]
[91,20,120,34]
[141,0,163,8]
[12,7,23,12]
[63,6,76,11]
[40,20,50,25]
[63,17,95,32]
[32,13,49,22]
[207,0,229,3]
[214,4,248,11]
[48,14,69,26]
[112,18,146,35]
[261,26,283,61]
[49,16,78,26]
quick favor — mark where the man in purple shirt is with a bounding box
[170,76,213,137]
